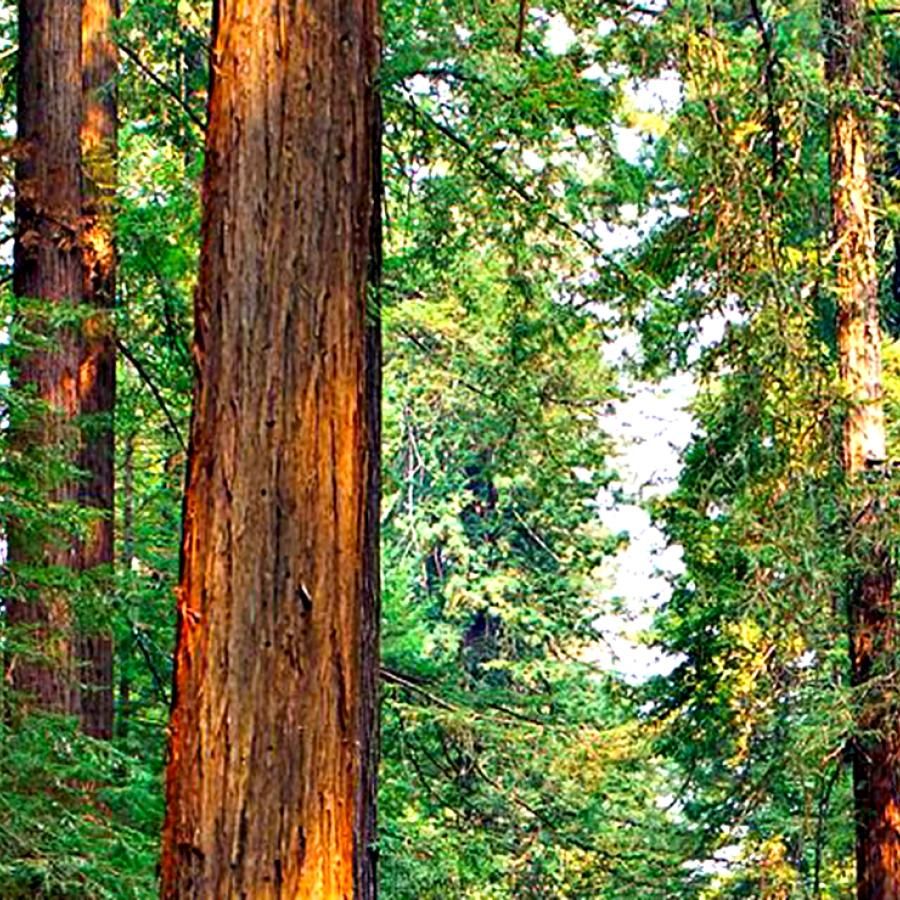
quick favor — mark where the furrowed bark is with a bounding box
[824,0,900,893]
[77,0,118,740]
[8,0,84,717]
[160,0,381,895]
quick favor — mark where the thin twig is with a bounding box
[381,665,549,727]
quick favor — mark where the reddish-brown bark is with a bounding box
[160,0,381,895]
[849,569,900,899]
[825,0,900,893]
[77,0,118,740]
[8,0,84,717]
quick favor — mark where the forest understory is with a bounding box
[1,0,899,897]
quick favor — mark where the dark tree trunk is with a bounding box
[160,0,381,895]
[355,90,383,899]
[850,569,900,899]
[77,0,118,740]
[8,0,84,717]
[824,0,900,894]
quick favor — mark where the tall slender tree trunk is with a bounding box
[160,0,381,895]
[77,0,118,740]
[8,0,84,717]
[825,0,900,894]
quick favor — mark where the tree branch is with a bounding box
[386,91,630,288]
[748,0,782,184]
[118,41,206,133]
[116,338,188,452]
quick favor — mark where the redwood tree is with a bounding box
[77,0,118,740]
[825,0,900,893]
[160,0,381,895]
[8,0,84,716]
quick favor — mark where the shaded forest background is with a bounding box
[1,0,900,896]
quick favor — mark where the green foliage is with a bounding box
[372,3,704,896]
[623,0,900,894]
[3,0,897,894]
[0,714,159,898]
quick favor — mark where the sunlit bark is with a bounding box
[160,0,381,895]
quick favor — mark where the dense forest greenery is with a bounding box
[2,0,900,895]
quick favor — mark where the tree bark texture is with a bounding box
[8,0,84,717]
[77,0,118,740]
[825,0,900,894]
[160,0,381,896]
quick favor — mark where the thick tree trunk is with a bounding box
[77,0,118,740]
[8,0,84,717]
[825,0,900,894]
[160,0,381,896]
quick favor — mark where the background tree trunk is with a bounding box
[825,0,900,894]
[160,0,381,896]
[77,0,118,740]
[8,0,84,718]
